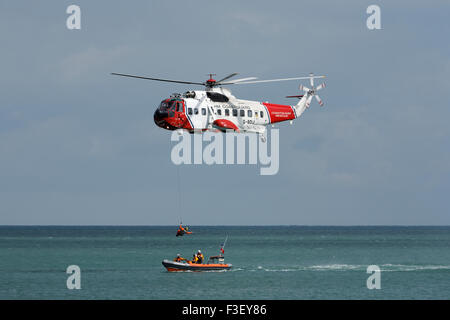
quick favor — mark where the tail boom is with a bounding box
[262,102,296,124]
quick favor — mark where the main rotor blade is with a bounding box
[231,75,326,85]
[216,73,239,83]
[111,73,204,85]
[220,77,258,85]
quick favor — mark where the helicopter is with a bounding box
[111,72,326,141]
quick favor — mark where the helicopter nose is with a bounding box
[154,109,169,127]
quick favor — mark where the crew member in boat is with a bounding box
[173,253,186,262]
[196,250,204,264]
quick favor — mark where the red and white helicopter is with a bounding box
[111,72,326,141]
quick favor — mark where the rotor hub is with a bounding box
[205,73,217,87]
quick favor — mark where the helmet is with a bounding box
[177,253,181,257]
[198,250,201,253]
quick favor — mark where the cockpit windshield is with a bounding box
[159,100,177,111]
[159,101,168,110]
[159,100,184,113]
[159,100,176,111]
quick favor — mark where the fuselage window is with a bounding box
[217,109,222,116]
[194,108,199,115]
[202,108,206,116]
[225,109,230,116]
[188,108,193,115]
[248,110,252,117]
[260,111,264,118]
[240,109,245,117]
[233,109,238,117]
[176,102,183,112]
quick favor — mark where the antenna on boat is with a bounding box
[220,235,228,255]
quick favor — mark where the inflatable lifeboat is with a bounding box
[162,256,232,272]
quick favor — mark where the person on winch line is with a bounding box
[176,225,185,237]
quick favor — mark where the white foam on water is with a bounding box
[380,264,450,272]
[230,268,244,272]
[263,268,298,272]
[307,264,364,271]
[228,264,450,273]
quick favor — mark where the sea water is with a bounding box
[0,226,449,299]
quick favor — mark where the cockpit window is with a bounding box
[160,99,184,114]
[159,101,169,110]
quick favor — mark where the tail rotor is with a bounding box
[300,73,326,108]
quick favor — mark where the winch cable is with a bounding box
[176,165,182,217]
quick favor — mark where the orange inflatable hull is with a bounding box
[162,260,232,272]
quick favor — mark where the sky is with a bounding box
[0,1,449,225]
